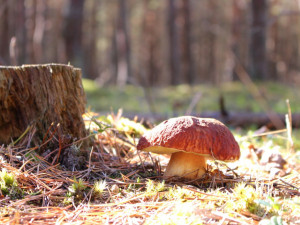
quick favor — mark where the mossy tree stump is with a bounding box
[0,64,87,160]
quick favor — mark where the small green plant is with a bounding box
[225,183,265,217]
[89,115,112,133]
[0,169,16,188]
[225,183,290,223]
[93,180,107,198]
[0,169,22,199]
[127,176,142,192]
[166,186,195,201]
[106,115,147,135]
[146,180,166,194]
[69,178,86,194]
[255,196,283,215]
[65,178,88,203]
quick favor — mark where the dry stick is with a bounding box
[11,124,33,146]
[82,146,94,179]
[286,99,292,127]
[214,162,224,187]
[241,129,287,140]
[38,123,61,152]
[25,127,36,149]
[42,122,55,144]
[11,188,65,206]
[55,125,63,165]
[69,204,87,223]
[278,178,299,190]
[137,151,147,173]
[142,86,157,115]
[285,99,294,153]
[185,91,202,115]
[18,159,33,171]
[209,147,237,181]
[132,134,147,173]
[49,132,95,153]
[24,172,53,191]
[56,204,84,224]
[233,54,285,129]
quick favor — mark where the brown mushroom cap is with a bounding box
[137,116,240,161]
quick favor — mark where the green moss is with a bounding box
[0,169,23,199]
[64,178,88,204]
[145,180,166,194]
[224,183,263,216]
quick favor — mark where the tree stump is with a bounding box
[0,64,87,149]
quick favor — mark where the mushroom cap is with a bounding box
[137,116,240,161]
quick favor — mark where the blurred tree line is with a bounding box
[1,0,300,86]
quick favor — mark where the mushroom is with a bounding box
[137,116,240,180]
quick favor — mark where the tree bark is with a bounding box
[0,64,87,147]
[84,0,100,80]
[141,0,160,86]
[181,0,194,84]
[0,0,10,64]
[250,0,268,80]
[116,0,132,87]
[0,0,26,65]
[63,0,85,69]
[231,0,245,81]
[168,0,181,85]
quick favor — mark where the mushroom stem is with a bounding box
[164,151,207,179]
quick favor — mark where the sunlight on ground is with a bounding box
[1,105,299,224]
[83,79,300,116]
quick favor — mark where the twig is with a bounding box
[285,99,294,153]
[11,124,33,146]
[240,129,287,140]
[185,91,202,115]
[278,178,299,190]
[233,53,285,129]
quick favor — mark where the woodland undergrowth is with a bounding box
[0,109,299,224]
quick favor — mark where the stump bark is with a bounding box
[0,64,87,146]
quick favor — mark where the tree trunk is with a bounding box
[84,0,100,80]
[141,0,160,86]
[63,0,85,70]
[0,0,10,64]
[231,0,244,81]
[0,64,87,148]
[250,0,268,80]
[181,0,194,84]
[0,0,26,65]
[116,0,132,87]
[168,0,181,85]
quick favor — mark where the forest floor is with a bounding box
[83,79,300,116]
[0,111,299,224]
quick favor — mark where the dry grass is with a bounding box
[0,112,299,225]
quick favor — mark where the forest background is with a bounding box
[1,0,300,116]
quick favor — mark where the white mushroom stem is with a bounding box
[163,151,207,179]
